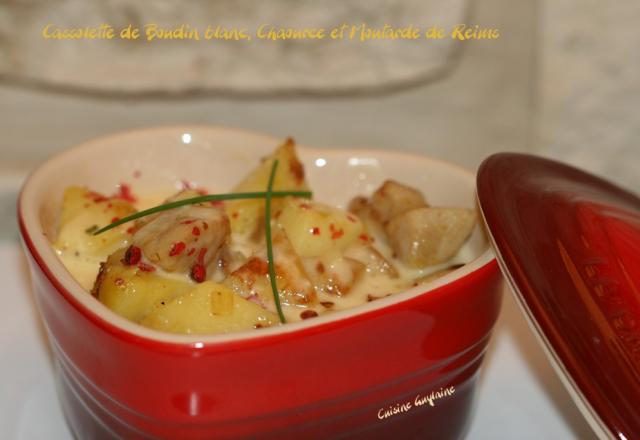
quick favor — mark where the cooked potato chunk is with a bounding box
[223,257,272,306]
[277,198,364,258]
[370,180,428,224]
[385,207,476,267]
[141,281,278,334]
[231,261,313,307]
[225,138,309,236]
[54,186,136,259]
[270,228,317,304]
[343,243,399,278]
[223,231,316,309]
[132,205,230,274]
[93,248,193,322]
[305,253,366,296]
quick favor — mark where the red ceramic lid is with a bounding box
[477,153,640,440]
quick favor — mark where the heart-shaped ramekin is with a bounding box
[18,126,502,440]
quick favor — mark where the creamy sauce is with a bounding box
[57,188,477,327]
[55,190,169,291]
[58,252,104,291]
[222,209,476,322]
[299,227,475,318]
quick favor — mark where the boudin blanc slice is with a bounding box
[370,180,429,224]
[385,207,476,267]
[133,205,230,274]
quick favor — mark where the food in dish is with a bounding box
[52,138,477,334]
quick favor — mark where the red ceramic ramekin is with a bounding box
[18,126,502,440]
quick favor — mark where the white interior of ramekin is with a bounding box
[19,125,494,345]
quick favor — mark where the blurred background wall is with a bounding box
[1,0,532,171]
[0,0,637,207]
[537,1,639,192]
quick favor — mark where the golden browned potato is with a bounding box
[277,198,364,258]
[385,207,476,267]
[54,186,136,259]
[223,257,273,306]
[343,242,399,278]
[271,228,317,304]
[304,253,366,296]
[141,281,278,334]
[225,138,309,236]
[93,248,193,322]
[223,228,316,308]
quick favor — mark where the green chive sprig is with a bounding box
[94,190,311,235]
[264,160,286,323]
